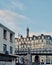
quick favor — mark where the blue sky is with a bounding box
[0,0,52,37]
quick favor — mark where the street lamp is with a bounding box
[18,33,20,64]
[27,45,32,65]
[18,33,19,54]
[18,33,22,64]
[18,33,22,52]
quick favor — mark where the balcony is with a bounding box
[15,48,52,55]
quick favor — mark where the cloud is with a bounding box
[0,0,31,36]
[0,10,31,36]
[0,0,26,11]
[0,10,17,27]
[0,10,30,23]
[11,0,26,11]
[0,10,52,37]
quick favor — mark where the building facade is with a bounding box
[0,24,16,65]
[15,27,52,64]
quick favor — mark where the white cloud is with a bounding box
[0,10,31,36]
[11,1,26,10]
[0,10,52,37]
[0,10,31,23]
[0,0,26,11]
[0,10,28,20]
[0,10,16,27]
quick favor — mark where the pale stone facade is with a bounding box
[0,24,16,65]
[15,27,52,64]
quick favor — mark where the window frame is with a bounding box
[10,33,13,43]
[3,29,7,40]
[3,44,7,52]
[10,46,13,54]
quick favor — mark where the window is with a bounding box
[3,44,7,52]
[10,33,13,42]
[42,36,44,39]
[3,29,7,39]
[10,46,13,54]
[42,39,43,42]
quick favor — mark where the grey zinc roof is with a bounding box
[0,23,15,34]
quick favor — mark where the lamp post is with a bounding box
[27,47,32,65]
[26,37,32,65]
[18,33,21,64]
[18,33,23,64]
[18,33,19,64]
[18,33,22,52]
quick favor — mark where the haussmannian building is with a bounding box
[0,24,17,65]
[15,27,52,64]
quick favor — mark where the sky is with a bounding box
[0,0,52,37]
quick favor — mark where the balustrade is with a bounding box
[16,48,52,54]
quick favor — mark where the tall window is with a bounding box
[3,44,7,52]
[10,46,13,54]
[10,33,13,42]
[3,29,7,39]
